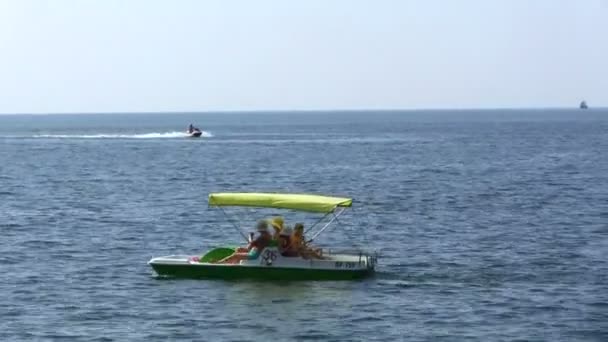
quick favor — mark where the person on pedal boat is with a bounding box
[291,223,323,259]
[221,220,271,263]
[269,216,285,241]
[278,226,298,257]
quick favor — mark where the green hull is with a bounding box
[150,263,373,281]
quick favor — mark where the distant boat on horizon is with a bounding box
[580,100,588,109]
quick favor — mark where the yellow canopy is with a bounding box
[208,193,352,213]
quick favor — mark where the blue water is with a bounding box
[1,110,607,341]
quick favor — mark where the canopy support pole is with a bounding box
[308,207,346,243]
[217,206,249,242]
[304,212,332,235]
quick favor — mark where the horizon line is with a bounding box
[0,106,605,115]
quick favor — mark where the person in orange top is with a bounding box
[221,220,271,264]
[291,223,323,259]
[278,227,297,257]
[290,223,305,252]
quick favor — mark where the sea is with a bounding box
[1,109,607,341]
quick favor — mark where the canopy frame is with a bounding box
[217,205,249,242]
[307,207,347,243]
[208,192,355,244]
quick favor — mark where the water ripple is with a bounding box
[0,111,607,341]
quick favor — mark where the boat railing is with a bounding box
[322,247,375,255]
[321,247,378,268]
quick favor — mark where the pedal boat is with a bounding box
[148,193,377,280]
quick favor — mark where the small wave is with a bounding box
[33,131,213,139]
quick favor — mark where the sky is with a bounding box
[0,0,607,114]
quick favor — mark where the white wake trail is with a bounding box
[34,131,213,139]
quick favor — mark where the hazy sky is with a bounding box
[0,0,606,113]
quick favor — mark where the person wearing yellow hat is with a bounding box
[269,216,285,240]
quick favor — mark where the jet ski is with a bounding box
[188,129,202,138]
[187,124,203,137]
